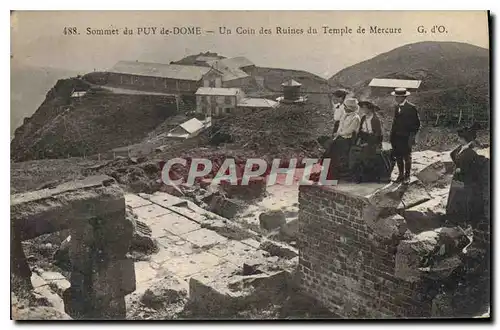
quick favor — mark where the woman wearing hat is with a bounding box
[330,89,349,135]
[323,97,361,179]
[446,123,488,227]
[349,101,383,183]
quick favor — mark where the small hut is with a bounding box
[277,79,307,104]
[282,79,302,101]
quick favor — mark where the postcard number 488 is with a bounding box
[63,27,79,35]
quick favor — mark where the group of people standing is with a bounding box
[323,86,420,184]
[323,86,489,230]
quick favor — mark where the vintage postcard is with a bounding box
[10,10,490,320]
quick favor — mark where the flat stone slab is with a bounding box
[132,204,171,220]
[11,176,124,240]
[134,261,159,284]
[169,205,208,224]
[333,182,387,198]
[150,238,196,265]
[207,240,255,258]
[11,175,116,205]
[181,228,228,248]
[155,213,201,236]
[149,192,187,208]
[162,251,223,279]
[240,238,262,250]
[125,194,152,209]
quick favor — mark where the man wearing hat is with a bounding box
[390,87,421,183]
[323,97,361,179]
[330,89,349,134]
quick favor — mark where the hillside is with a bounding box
[11,64,81,136]
[10,78,178,162]
[328,41,490,124]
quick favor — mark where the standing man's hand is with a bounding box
[408,133,417,148]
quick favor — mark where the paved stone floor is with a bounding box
[125,192,264,291]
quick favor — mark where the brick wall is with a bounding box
[297,184,433,318]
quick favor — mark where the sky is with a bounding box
[11,11,489,78]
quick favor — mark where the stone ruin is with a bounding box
[10,149,490,319]
[296,151,490,318]
[11,175,135,319]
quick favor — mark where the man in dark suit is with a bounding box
[390,87,421,184]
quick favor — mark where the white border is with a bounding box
[3,1,497,329]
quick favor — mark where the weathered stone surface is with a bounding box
[259,210,286,231]
[140,274,188,309]
[132,204,171,220]
[401,196,448,233]
[31,273,66,313]
[148,192,187,208]
[11,175,124,241]
[125,193,152,209]
[280,218,299,239]
[209,195,241,219]
[153,213,201,237]
[181,228,228,248]
[370,214,408,239]
[395,227,469,282]
[189,262,291,315]
[259,240,298,259]
[398,179,432,210]
[162,251,223,279]
[93,258,136,299]
[416,160,454,188]
[36,270,71,296]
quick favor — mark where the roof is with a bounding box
[281,79,302,87]
[195,87,242,96]
[207,56,254,69]
[71,91,87,97]
[109,61,211,81]
[196,55,222,62]
[238,98,278,108]
[369,78,422,89]
[207,60,249,81]
[179,118,205,134]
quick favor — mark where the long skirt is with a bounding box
[322,137,352,180]
[349,143,379,182]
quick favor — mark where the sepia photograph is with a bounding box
[10,10,491,320]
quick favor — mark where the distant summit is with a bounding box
[328,41,489,124]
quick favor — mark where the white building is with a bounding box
[195,87,244,116]
[167,117,212,139]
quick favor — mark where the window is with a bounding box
[225,96,232,105]
[225,108,231,114]
[209,79,216,87]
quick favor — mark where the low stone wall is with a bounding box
[297,184,432,318]
[11,175,135,319]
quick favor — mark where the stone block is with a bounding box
[259,210,286,231]
[11,175,124,241]
[163,251,223,279]
[140,273,188,309]
[149,192,187,208]
[259,240,298,260]
[154,213,201,236]
[181,228,228,248]
[134,261,159,284]
[124,193,152,209]
[132,204,171,220]
[402,197,447,233]
[93,258,136,299]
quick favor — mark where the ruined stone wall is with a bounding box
[297,184,432,318]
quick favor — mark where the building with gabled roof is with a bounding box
[167,117,212,139]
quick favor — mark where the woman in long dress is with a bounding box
[349,101,383,183]
[322,98,361,180]
[447,123,487,227]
